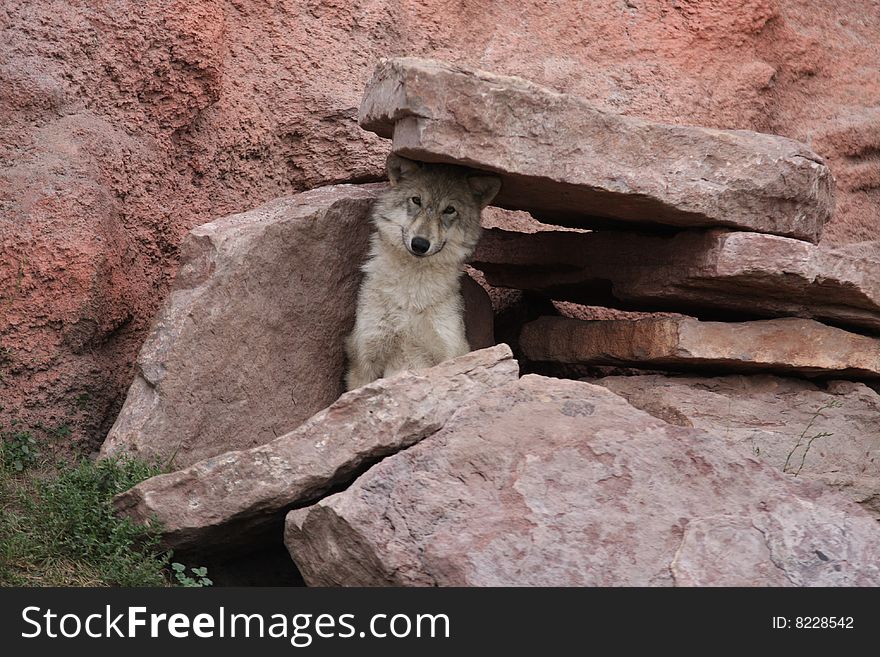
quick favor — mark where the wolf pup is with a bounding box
[345,154,501,390]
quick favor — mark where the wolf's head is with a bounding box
[371,154,501,264]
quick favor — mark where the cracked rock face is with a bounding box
[111,345,518,552]
[285,375,880,586]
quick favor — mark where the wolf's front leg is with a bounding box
[430,312,470,364]
[344,332,387,391]
[345,357,382,391]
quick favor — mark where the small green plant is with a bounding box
[48,424,72,440]
[171,562,213,587]
[783,399,843,477]
[1,425,39,472]
[32,421,73,442]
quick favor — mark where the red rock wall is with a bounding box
[1,0,877,451]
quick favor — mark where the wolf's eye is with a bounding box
[442,206,456,215]
[410,196,421,206]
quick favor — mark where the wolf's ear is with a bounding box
[467,175,502,208]
[386,154,421,186]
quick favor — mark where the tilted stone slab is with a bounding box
[592,373,880,520]
[471,228,880,334]
[112,346,518,553]
[519,316,880,378]
[360,57,833,242]
[285,375,880,586]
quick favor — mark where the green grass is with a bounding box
[0,444,172,587]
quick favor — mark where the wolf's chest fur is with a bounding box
[345,240,470,389]
[364,246,461,315]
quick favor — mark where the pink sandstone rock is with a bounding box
[112,345,518,552]
[472,228,880,333]
[592,373,880,519]
[360,57,833,241]
[519,316,880,378]
[285,375,880,586]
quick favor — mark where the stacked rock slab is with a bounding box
[359,57,833,241]
[520,316,880,379]
[111,351,880,585]
[358,58,878,380]
[104,58,879,586]
[472,229,880,334]
[112,346,519,552]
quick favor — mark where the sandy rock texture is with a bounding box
[2,0,878,447]
[285,375,880,586]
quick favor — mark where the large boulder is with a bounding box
[112,345,518,552]
[360,57,833,241]
[592,373,880,519]
[285,375,880,586]
[519,316,880,378]
[472,228,880,334]
[99,185,378,468]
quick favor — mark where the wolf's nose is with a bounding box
[410,237,430,254]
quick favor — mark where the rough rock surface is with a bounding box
[97,185,376,467]
[361,57,833,241]
[3,0,878,447]
[99,184,494,469]
[472,228,880,333]
[519,316,880,378]
[112,345,518,552]
[285,375,880,586]
[592,374,880,519]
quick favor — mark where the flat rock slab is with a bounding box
[285,375,880,586]
[360,58,833,242]
[519,316,880,379]
[592,374,880,520]
[472,228,880,334]
[112,346,518,553]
